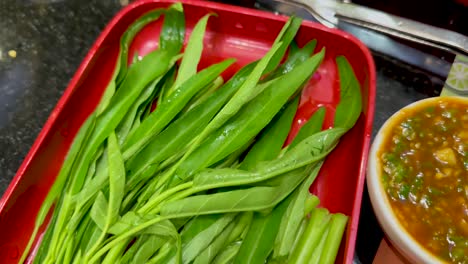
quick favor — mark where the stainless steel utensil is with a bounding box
[297,0,468,55]
[256,0,468,79]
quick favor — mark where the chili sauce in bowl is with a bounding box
[367,96,468,264]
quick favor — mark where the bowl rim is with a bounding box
[367,96,468,264]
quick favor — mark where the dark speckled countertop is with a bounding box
[0,0,124,188]
[0,0,451,262]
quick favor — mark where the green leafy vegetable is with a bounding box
[173,49,325,183]
[289,208,331,264]
[122,58,235,159]
[172,14,212,90]
[334,56,362,130]
[273,167,322,259]
[21,113,96,264]
[239,96,299,170]
[26,7,363,264]
[289,106,326,149]
[233,196,291,264]
[319,213,349,264]
[193,218,237,264]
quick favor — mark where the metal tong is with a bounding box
[256,0,468,78]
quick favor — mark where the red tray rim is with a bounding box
[0,0,376,263]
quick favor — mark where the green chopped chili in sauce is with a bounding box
[379,97,468,263]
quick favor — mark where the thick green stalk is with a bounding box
[308,225,329,264]
[289,208,331,264]
[318,213,349,264]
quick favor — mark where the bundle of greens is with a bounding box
[21,3,362,264]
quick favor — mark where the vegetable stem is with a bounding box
[289,208,331,264]
[319,213,349,264]
[88,216,167,263]
[138,181,193,214]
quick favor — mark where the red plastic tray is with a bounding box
[0,0,376,263]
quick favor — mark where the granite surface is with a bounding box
[0,0,123,192]
[0,0,438,262]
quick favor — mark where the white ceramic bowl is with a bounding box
[367,96,468,264]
